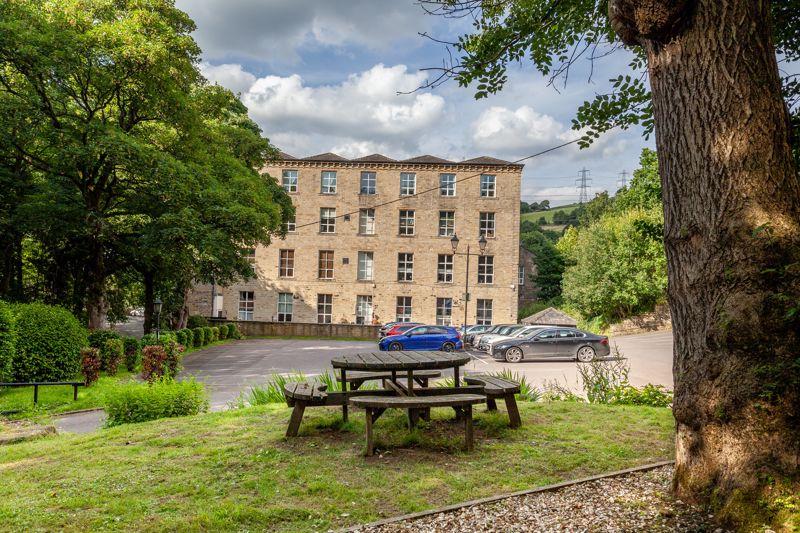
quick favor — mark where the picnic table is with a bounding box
[330,351,472,422]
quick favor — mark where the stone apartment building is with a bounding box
[188,152,526,326]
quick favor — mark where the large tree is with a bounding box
[424,0,800,526]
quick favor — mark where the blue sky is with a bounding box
[176,0,654,206]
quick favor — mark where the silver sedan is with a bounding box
[490,327,610,363]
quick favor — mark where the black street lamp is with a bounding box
[451,233,488,329]
[154,297,163,341]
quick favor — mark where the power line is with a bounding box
[293,138,583,230]
[617,169,629,189]
[576,167,591,204]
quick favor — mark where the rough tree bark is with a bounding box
[610,0,800,522]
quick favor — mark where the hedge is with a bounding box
[101,338,124,376]
[11,303,88,382]
[104,378,208,427]
[180,328,193,348]
[203,326,213,344]
[0,300,15,382]
[193,327,205,346]
[87,329,121,351]
[187,315,208,329]
[122,337,139,372]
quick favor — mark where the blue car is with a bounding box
[378,325,463,352]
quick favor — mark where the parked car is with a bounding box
[489,327,609,362]
[471,323,517,347]
[475,324,529,351]
[462,324,493,345]
[482,325,548,352]
[378,325,463,352]
[383,322,423,337]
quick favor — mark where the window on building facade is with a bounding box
[241,248,256,264]
[357,251,374,281]
[318,250,334,279]
[479,212,496,238]
[436,297,453,326]
[320,208,336,233]
[396,296,412,322]
[355,295,373,325]
[518,265,525,286]
[438,210,455,237]
[437,254,453,283]
[400,172,416,195]
[360,171,376,195]
[321,170,337,194]
[238,291,254,321]
[478,255,494,284]
[399,210,415,236]
[284,214,296,233]
[397,252,414,282]
[358,208,375,235]
[317,294,332,324]
[277,292,293,322]
[439,173,456,196]
[476,299,493,325]
[278,249,294,277]
[282,170,298,193]
[480,174,496,197]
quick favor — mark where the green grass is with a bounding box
[521,203,579,223]
[0,401,675,531]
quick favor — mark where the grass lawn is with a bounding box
[0,401,675,531]
[521,203,579,224]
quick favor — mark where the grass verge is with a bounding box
[0,401,674,531]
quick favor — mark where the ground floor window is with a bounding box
[476,299,493,325]
[317,294,332,324]
[436,297,452,326]
[396,296,412,322]
[238,291,254,321]
[277,292,293,322]
[355,295,373,325]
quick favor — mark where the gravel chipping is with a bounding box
[354,466,726,532]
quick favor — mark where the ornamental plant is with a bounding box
[101,338,124,376]
[193,327,205,346]
[81,347,101,386]
[122,337,140,372]
[0,300,15,382]
[141,345,167,383]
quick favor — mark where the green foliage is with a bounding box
[487,369,541,401]
[193,327,205,346]
[80,347,101,386]
[520,227,565,301]
[122,337,139,372]
[10,303,87,382]
[104,378,208,427]
[611,384,673,408]
[187,315,208,329]
[613,149,662,212]
[140,331,176,347]
[101,338,124,376]
[0,300,15,381]
[87,330,122,351]
[217,325,228,340]
[175,329,187,347]
[233,372,308,406]
[180,329,194,348]
[210,326,220,342]
[203,327,213,345]
[576,358,630,404]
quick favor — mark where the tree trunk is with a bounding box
[175,286,190,330]
[611,0,800,524]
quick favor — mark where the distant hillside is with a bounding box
[521,203,580,224]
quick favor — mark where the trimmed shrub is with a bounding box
[81,347,101,386]
[203,326,213,344]
[164,340,184,379]
[0,300,16,382]
[210,326,220,341]
[187,315,208,329]
[123,337,139,372]
[101,338,124,376]
[140,331,176,347]
[87,329,121,351]
[227,323,242,339]
[218,324,228,340]
[180,328,193,348]
[104,378,208,427]
[141,345,167,382]
[192,327,205,346]
[175,329,186,346]
[11,303,88,382]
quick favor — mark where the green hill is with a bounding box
[521,203,580,224]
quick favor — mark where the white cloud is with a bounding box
[200,63,257,94]
[472,105,576,154]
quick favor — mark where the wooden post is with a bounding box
[73,384,79,401]
[453,366,460,387]
[365,407,374,456]
[504,394,522,428]
[340,368,348,423]
[33,384,38,405]
[286,402,306,437]
[464,405,474,451]
[486,398,497,411]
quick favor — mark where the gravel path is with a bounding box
[355,466,724,532]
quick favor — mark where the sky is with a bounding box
[175,0,654,206]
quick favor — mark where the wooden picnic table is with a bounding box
[329,351,471,422]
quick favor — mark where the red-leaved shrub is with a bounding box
[141,345,167,383]
[164,340,185,379]
[81,347,101,386]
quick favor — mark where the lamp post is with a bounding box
[154,298,163,342]
[451,233,487,328]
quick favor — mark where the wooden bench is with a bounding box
[0,381,84,406]
[339,370,442,390]
[349,394,486,455]
[464,375,522,428]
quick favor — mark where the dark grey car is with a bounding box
[490,327,610,363]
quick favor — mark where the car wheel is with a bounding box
[577,346,596,362]
[505,347,523,363]
[389,342,402,351]
[442,342,455,352]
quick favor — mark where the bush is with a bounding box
[101,338,124,376]
[187,315,208,329]
[123,337,139,372]
[140,331,176,347]
[203,326,213,344]
[81,347,101,386]
[104,378,209,427]
[180,328,193,348]
[141,345,167,382]
[577,358,630,404]
[11,303,88,382]
[193,327,205,346]
[611,383,673,407]
[218,324,228,340]
[87,329,121,351]
[175,329,186,346]
[0,300,16,382]
[164,340,184,379]
[227,323,242,339]
[211,326,220,342]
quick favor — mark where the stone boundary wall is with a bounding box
[210,319,380,340]
[609,304,672,336]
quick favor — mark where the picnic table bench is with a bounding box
[464,375,522,428]
[350,394,486,455]
[339,369,441,390]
